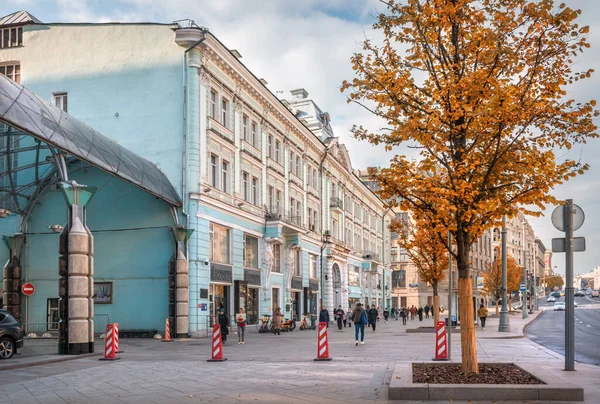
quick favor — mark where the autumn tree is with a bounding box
[546,275,564,291]
[483,248,522,314]
[394,215,447,325]
[342,0,598,373]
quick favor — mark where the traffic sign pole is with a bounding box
[564,200,575,371]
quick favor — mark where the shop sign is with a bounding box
[244,268,261,286]
[291,276,303,290]
[408,283,419,288]
[210,263,232,283]
[309,279,319,291]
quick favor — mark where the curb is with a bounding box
[523,310,545,335]
[0,352,101,372]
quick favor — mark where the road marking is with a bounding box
[586,325,591,328]
[579,321,583,324]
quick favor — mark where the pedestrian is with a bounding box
[319,305,330,327]
[400,307,407,325]
[409,305,416,320]
[353,302,367,345]
[273,307,282,335]
[236,307,246,344]
[418,306,423,321]
[347,307,353,328]
[377,306,380,322]
[334,305,345,330]
[218,308,229,344]
[383,307,389,323]
[368,304,378,332]
[478,303,489,329]
[395,307,400,321]
[424,305,430,319]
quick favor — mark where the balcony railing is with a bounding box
[264,205,306,230]
[362,250,380,261]
[330,197,343,210]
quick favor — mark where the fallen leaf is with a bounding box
[188,395,193,398]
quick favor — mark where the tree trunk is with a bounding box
[495,299,499,316]
[456,230,479,374]
[432,280,440,326]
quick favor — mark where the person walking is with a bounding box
[218,308,229,344]
[383,307,389,323]
[478,304,489,329]
[395,307,400,321]
[424,305,430,319]
[236,308,247,344]
[417,306,424,321]
[353,302,367,345]
[334,305,345,330]
[273,307,282,335]
[368,304,378,332]
[319,305,330,327]
[400,307,407,325]
[409,305,416,320]
[347,307,353,328]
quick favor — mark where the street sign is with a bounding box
[520,283,526,292]
[551,204,585,232]
[552,237,586,253]
[21,283,35,296]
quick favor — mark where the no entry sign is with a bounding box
[21,283,35,296]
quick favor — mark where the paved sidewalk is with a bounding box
[1,316,598,403]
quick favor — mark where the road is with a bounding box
[526,294,600,366]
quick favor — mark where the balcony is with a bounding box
[362,250,380,262]
[265,205,307,234]
[330,197,343,212]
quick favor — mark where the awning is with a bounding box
[0,75,181,214]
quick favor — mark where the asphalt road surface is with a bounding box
[526,294,600,366]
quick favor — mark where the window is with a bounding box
[307,167,312,187]
[349,265,360,286]
[333,219,338,239]
[276,190,282,210]
[275,140,281,163]
[252,177,258,205]
[268,135,273,159]
[221,160,229,193]
[294,250,301,276]
[296,200,301,223]
[0,27,23,48]
[251,121,258,147]
[242,115,249,142]
[308,208,313,227]
[244,234,259,269]
[309,254,317,279]
[53,93,68,112]
[392,269,406,288]
[221,98,229,127]
[268,186,274,209]
[290,197,295,215]
[272,287,280,311]
[210,154,218,188]
[210,90,217,119]
[289,151,294,173]
[273,244,281,273]
[295,156,301,177]
[242,172,249,201]
[0,64,20,83]
[210,223,231,264]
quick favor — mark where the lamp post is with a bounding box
[320,231,332,308]
[498,215,511,331]
[522,222,528,319]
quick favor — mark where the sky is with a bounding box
[2,0,599,277]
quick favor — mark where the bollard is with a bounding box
[207,324,227,362]
[114,322,123,353]
[162,318,173,343]
[99,324,120,361]
[314,322,332,361]
[433,321,448,360]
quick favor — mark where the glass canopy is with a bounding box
[0,75,181,216]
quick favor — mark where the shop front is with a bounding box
[290,276,303,321]
[239,268,261,324]
[210,263,233,326]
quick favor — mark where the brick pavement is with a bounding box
[1,316,599,403]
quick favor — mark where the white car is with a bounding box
[547,296,556,303]
[554,302,565,311]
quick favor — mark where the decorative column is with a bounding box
[2,234,24,322]
[262,237,281,313]
[171,225,193,338]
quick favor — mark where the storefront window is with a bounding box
[243,234,259,269]
[272,287,280,311]
[309,254,317,279]
[210,223,231,264]
[273,244,281,273]
[349,265,360,286]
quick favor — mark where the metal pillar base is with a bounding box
[498,309,511,332]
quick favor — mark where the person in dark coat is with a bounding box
[334,305,345,330]
[383,307,389,323]
[417,306,424,321]
[368,304,378,331]
[424,305,430,319]
[400,307,407,325]
[218,308,229,344]
[319,305,330,327]
[352,302,367,345]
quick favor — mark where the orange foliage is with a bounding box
[483,248,522,299]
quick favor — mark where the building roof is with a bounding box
[0,11,42,26]
[0,75,181,212]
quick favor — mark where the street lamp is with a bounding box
[320,230,332,308]
[522,221,528,319]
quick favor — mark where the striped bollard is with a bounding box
[314,322,332,361]
[99,324,120,361]
[162,318,173,342]
[207,324,227,362]
[114,322,123,353]
[433,321,448,360]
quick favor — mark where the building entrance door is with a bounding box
[210,284,230,326]
[247,287,259,324]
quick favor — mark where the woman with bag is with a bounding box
[236,308,247,344]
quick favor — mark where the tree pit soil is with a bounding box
[413,363,544,385]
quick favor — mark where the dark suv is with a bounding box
[0,309,24,359]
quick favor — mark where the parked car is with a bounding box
[554,302,566,311]
[0,309,24,359]
[585,289,593,296]
[547,295,556,303]
[574,290,586,297]
[551,292,561,298]
[592,290,600,298]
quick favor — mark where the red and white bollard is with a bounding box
[433,320,448,360]
[207,324,227,362]
[99,324,121,361]
[114,322,123,353]
[314,322,332,361]
[162,318,172,343]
